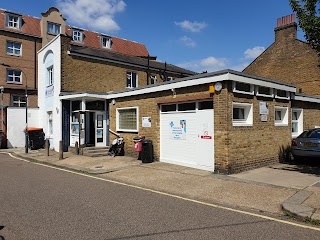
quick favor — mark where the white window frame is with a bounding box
[116,107,139,132]
[47,22,61,35]
[232,102,253,127]
[274,106,289,126]
[47,66,54,87]
[6,13,21,29]
[101,36,112,48]
[6,69,22,84]
[166,76,173,81]
[232,81,255,95]
[292,108,303,137]
[255,86,274,98]
[275,89,290,100]
[6,41,22,56]
[150,75,157,84]
[72,30,83,42]
[126,71,138,88]
[11,95,26,107]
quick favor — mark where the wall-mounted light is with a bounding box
[214,82,222,92]
[111,99,116,105]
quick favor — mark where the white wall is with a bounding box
[7,107,40,148]
[38,35,62,151]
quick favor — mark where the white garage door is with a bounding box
[160,101,214,171]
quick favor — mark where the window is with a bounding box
[47,66,53,86]
[233,82,254,95]
[274,106,288,126]
[116,107,138,132]
[198,100,214,110]
[101,36,112,48]
[275,89,289,99]
[232,102,253,126]
[6,13,21,29]
[166,76,174,81]
[178,102,196,111]
[47,22,61,35]
[292,109,303,137]
[256,86,273,97]
[11,95,26,107]
[6,41,22,56]
[6,69,22,83]
[48,111,53,136]
[126,71,138,88]
[72,30,83,42]
[150,75,157,84]
[161,104,176,112]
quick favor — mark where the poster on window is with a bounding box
[169,120,186,140]
[71,123,79,135]
[97,129,103,142]
[97,114,103,128]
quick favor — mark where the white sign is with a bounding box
[142,117,151,127]
[169,120,186,140]
[261,114,268,122]
[259,102,269,115]
[45,85,54,97]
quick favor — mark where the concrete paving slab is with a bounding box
[231,165,320,189]
[104,164,296,214]
[303,186,320,210]
[285,190,313,205]
[282,202,314,219]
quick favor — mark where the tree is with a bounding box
[289,0,320,56]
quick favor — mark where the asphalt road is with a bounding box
[0,153,320,240]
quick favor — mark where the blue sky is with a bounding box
[1,0,303,73]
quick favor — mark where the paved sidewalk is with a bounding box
[1,148,320,223]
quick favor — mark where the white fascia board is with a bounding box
[59,93,108,100]
[106,74,228,99]
[294,95,320,103]
[228,73,296,92]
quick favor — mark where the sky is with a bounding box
[1,0,305,73]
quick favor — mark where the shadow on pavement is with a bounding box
[272,159,320,177]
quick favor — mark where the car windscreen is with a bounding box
[309,130,320,139]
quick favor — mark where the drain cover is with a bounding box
[95,166,103,169]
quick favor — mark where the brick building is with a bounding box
[243,14,320,96]
[0,6,182,148]
[38,34,195,152]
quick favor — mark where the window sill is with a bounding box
[6,53,21,57]
[256,93,273,98]
[6,81,22,85]
[117,129,138,133]
[232,121,253,127]
[275,123,288,127]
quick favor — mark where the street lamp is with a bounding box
[1,63,28,153]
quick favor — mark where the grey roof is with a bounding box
[69,45,196,76]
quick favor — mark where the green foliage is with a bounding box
[289,0,320,56]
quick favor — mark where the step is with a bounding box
[84,152,110,157]
[83,146,109,152]
[84,149,110,154]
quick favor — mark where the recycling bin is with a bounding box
[141,140,153,163]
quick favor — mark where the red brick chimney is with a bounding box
[275,14,297,42]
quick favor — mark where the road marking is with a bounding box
[4,152,320,232]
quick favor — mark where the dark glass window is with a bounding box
[198,100,213,110]
[277,90,287,98]
[178,102,196,111]
[235,82,251,92]
[86,101,105,111]
[72,101,81,111]
[161,104,176,112]
[258,86,271,95]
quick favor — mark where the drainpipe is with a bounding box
[34,39,37,90]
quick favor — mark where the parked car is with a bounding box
[291,128,320,160]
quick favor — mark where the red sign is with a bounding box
[201,136,212,139]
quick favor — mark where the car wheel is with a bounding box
[286,151,295,162]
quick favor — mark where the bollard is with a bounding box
[75,141,79,155]
[59,141,63,160]
[45,139,49,156]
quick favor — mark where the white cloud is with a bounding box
[175,20,207,32]
[57,0,126,32]
[244,46,265,59]
[180,36,196,48]
[178,56,227,73]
